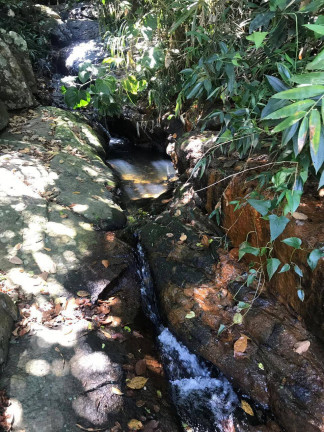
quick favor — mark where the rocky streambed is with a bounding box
[0,2,324,432]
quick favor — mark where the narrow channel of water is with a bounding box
[136,242,239,432]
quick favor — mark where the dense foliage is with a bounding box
[63,0,324,296]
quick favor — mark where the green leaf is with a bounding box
[217,324,226,336]
[170,4,197,33]
[265,75,290,92]
[281,237,302,249]
[247,199,271,216]
[268,214,290,241]
[319,170,324,189]
[284,190,302,214]
[267,258,281,280]
[239,241,260,259]
[264,100,314,120]
[246,31,268,49]
[309,109,321,154]
[294,264,303,277]
[64,87,79,108]
[272,111,305,133]
[233,313,243,325]
[297,289,305,302]
[272,86,324,100]
[307,249,324,270]
[310,129,324,172]
[237,301,250,311]
[279,263,290,273]
[306,49,324,71]
[291,72,324,85]
[304,24,324,36]
[296,116,309,156]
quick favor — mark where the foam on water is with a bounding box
[136,243,239,431]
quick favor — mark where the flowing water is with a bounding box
[136,243,239,432]
[107,139,176,201]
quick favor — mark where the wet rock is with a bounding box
[222,175,324,342]
[0,293,17,370]
[140,199,324,432]
[68,2,99,20]
[0,29,37,110]
[34,4,72,47]
[0,102,9,131]
[67,19,99,42]
[56,39,105,74]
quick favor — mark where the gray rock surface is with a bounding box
[34,4,72,47]
[0,293,17,370]
[67,19,99,41]
[0,101,9,131]
[0,29,36,110]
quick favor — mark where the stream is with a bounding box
[53,28,241,432]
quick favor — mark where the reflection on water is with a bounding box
[107,142,176,200]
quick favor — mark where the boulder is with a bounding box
[0,293,17,370]
[139,197,324,432]
[34,4,72,47]
[0,29,36,110]
[0,102,9,131]
[67,19,99,42]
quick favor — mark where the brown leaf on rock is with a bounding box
[241,400,254,416]
[101,260,109,268]
[135,360,147,376]
[111,387,123,396]
[9,256,23,265]
[126,376,148,390]
[76,425,106,431]
[136,400,146,407]
[294,340,310,354]
[201,235,210,248]
[127,419,143,431]
[14,243,22,250]
[77,290,90,298]
[234,335,248,356]
[39,271,49,281]
[133,331,144,339]
[292,212,308,220]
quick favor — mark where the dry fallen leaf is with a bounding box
[76,425,106,431]
[126,376,148,390]
[111,387,123,396]
[133,331,144,339]
[166,233,174,238]
[241,400,254,416]
[14,243,22,250]
[100,329,112,339]
[77,290,90,298]
[185,311,195,319]
[294,340,310,355]
[39,271,49,281]
[292,212,308,220]
[44,247,51,252]
[9,256,23,265]
[127,419,143,431]
[174,209,181,217]
[179,233,187,242]
[101,260,109,268]
[73,191,81,194]
[201,235,210,248]
[234,335,248,356]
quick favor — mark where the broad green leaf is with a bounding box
[246,32,268,49]
[264,100,314,120]
[282,121,299,146]
[239,241,260,259]
[272,111,305,133]
[267,258,281,280]
[233,313,243,324]
[291,72,324,85]
[249,12,275,33]
[300,0,324,13]
[281,237,302,249]
[64,87,79,108]
[268,214,290,241]
[306,49,324,71]
[319,170,324,189]
[265,75,290,92]
[261,98,290,119]
[237,301,250,310]
[309,109,321,154]
[296,116,309,156]
[272,86,324,100]
[170,4,197,33]
[297,289,305,302]
[279,263,290,273]
[247,199,271,216]
[284,190,302,214]
[304,24,324,36]
[277,62,291,82]
[294,264,303,277]
[307,249,324,270]
[310,129,324,172]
